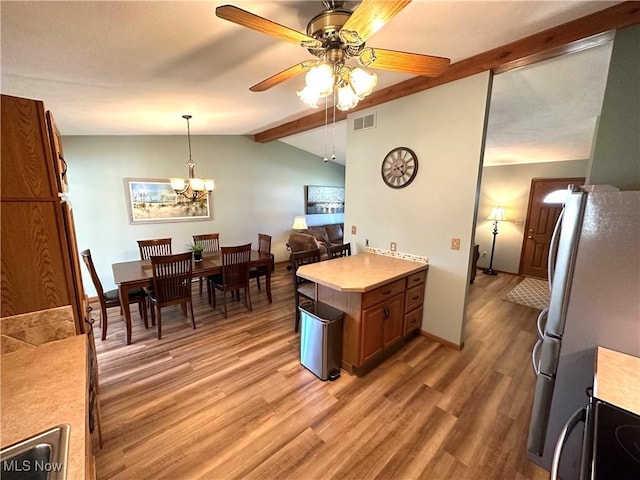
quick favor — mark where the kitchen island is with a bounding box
[296,252,428,375]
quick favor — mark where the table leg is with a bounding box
[118,285,133,345]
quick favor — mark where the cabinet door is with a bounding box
[1,202,71,316]
[1,95,58,199]
[383,293,404,348]
[360,293,404,365]
[361,303,385,365]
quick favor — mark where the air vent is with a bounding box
[353,113,376,132]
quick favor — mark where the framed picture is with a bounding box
[124,178,211,224]
[305,185,345,214]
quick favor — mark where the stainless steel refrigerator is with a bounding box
[527,185,640,479]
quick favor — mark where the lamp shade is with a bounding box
[292,216,308,230]
[487,206,506,221]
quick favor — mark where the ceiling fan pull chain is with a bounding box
[332,88,337,161]
[323,95,329,162]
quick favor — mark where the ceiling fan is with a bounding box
[215,0,450,110]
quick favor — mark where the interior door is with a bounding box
[520,178,585,279]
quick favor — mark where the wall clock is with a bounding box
[381,147,419,189]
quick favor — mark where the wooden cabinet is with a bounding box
[317,267,427,374]
[360,292,404,364]
[0,94,86,332]
[404,270,426,335]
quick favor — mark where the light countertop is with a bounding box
[296,252,428,292]
[1,334,89,479]
[594,346,640,416]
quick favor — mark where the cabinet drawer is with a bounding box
[404,307,422,335]
[405,284,425,312]
[362,279,405,309]
[406,270,426,288]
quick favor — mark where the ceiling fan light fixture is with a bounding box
[336,84,358,111]
[350,67,377,99]
[306,63,334,97]
[297,84,321,108]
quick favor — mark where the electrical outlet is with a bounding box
[390,242,397,252]
[365,238,369,247]
[351,225,357,234]
[451,238,461,250]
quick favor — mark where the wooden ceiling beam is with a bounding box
[254,1,640,144]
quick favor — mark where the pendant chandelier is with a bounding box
[297,49,377,111]
[170,114,214,202]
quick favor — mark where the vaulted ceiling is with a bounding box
[1,1,636,165]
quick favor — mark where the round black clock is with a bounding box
[381,147,419,189]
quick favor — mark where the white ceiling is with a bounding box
[1,1,616,165]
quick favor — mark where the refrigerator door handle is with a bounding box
[548,207,564,291]
[550,407,586,480]
[536,307,549,339]
[532,338,542,375]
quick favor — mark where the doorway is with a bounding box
[519,177,585,278]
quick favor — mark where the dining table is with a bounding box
[112,250,274,344]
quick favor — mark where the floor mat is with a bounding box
[503,277,549,310]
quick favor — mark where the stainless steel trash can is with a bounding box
[299,301,343,381]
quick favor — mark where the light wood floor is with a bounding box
[93,263,549,479]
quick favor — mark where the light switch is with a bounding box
[451,238,461,250]
[351,225,357,234]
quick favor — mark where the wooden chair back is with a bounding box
[81,249,107,302]
[138,238,172,260]
[291,248,321,332]
[328,242,351,259]
[81,248,148,341]
[257,233,271,255]
[192,233,220,253]
[291,248,321,289]
[149,252,195,339]
[250,234,273,290]
[150,253,193,305]
[220,243,252,290]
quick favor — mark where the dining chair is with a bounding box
[81,249,149,341]
[192,233,220,295]
[208,243,252,319]
[291,248,321,332]
[148,252,196,339]
[137,238,172,260]
[249,233,273,291]
[328,242,351,259]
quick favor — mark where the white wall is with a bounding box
[64,135,344,296]
[344,72,491,346]
[476,159,588,273]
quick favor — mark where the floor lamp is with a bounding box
[484,206,506,275]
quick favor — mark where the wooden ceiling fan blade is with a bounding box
[250,62,314,92]
[341,0,411,43]
[216,5,318,47]
[366,48,450,76]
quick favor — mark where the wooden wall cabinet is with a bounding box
[1,94,86,332]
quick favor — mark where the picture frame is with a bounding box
[305,185,345,214]
[124,178,211,224]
